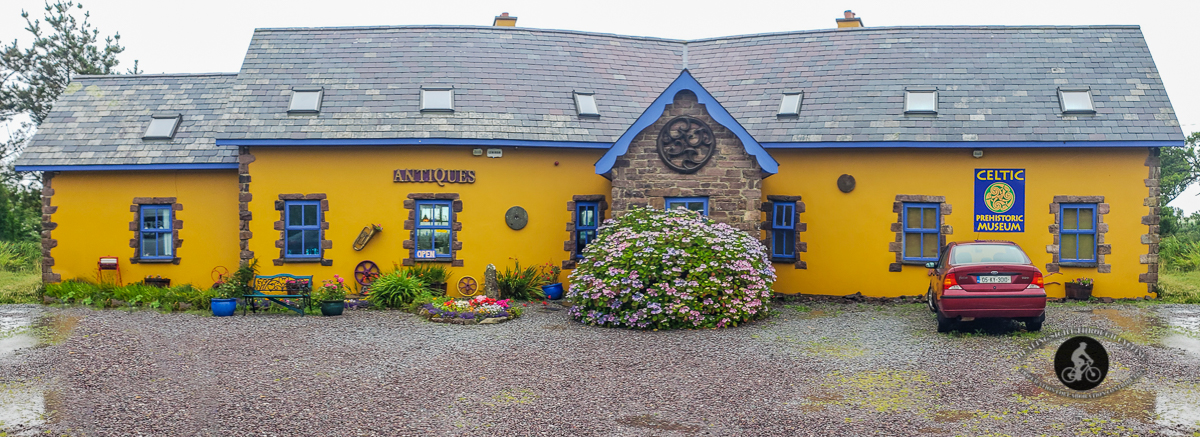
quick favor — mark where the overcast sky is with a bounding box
[3,0,1198,206]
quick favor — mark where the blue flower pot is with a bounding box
[211,298,238,317]
[542,283,564,300]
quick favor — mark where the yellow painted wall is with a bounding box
[764,147,1153,299]
[247,147,611,296]
[50,170,240,287]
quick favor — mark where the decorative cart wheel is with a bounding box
[211,266,229,283]
[457,276,479,297]
[354,261,381,291]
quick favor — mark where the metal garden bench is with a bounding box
[243,274,313,316]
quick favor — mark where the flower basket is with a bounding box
[1065,283,1093,300]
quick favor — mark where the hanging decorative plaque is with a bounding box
[657,116,716,173]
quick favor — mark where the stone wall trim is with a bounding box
[403,193,464,268]
[273,193,331,267]
[563,195,608,269]
[889,194,952,272]
[1045,195,1108,274]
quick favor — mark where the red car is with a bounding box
[925,241,1046,332]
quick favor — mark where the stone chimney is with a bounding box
[836,10,863,28]
[493,12,517,27]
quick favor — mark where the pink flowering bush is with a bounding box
[567,207,775,329]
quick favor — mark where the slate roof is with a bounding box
[17,24,1185,167]
[16,73,237,167]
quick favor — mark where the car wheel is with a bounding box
[936,312,955,333]
[926,288,937,313]
[1024,314,1045,332]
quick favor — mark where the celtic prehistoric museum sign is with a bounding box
[974,168,1025,232]
[658,116,716,173]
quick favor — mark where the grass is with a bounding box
[1157,271,1200,304]
[0,270,41,304]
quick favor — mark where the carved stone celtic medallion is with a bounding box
[657,116,716,173]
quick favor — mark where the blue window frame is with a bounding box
[1060,204,1097,262]
[575,201,599,259]
[902,202,941,262]
[666,197,708,216]
[284,200,322,258]
[771,202,796,259]
[415,200,453,260]
[139,205,173,259]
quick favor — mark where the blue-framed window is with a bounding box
[139,205,173,259]
[1060,204,1097,262]
[285,200,322,258]
[902,202,941,262]
[666,197,708,216]
[771,202,796,259]
[416,200,453,260]
[575,201,599,259]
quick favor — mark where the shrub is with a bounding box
[407,264,451,285]
[368,269,428,308]
[496,259,547,300]
[567,207,775,329]
[0,241,39,272]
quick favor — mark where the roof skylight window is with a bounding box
[288,88,323,113]
[778,92,803,116]
[1058,88,1095,114]
[904,88,937,114]
[574,92,599,117]
[421,88,454,112]
[143,115,181,140]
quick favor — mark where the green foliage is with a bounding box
[405,264,451,295]
[44,279,214,310]
[403,290,442,313]
[223,259,258,298]
[1157,271,1200,304]
[496,259,547,301]
[0,270,40,303]
[0,183,40,242]
[0,240,38,272]
[1160,132,1200,205]
[367,269,428,308]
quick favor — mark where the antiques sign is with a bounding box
[393,169,476,186]
[974,168,1025,232]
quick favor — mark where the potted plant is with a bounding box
[1065,277,1094,300]
[409,264,451,296]
[315,275,348,316]
[212,259,257,317]
[211,281,241,317]
[538,262,564,300]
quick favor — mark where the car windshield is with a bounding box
[950,244,1030,265]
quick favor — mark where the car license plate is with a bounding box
[978,275,1012,284]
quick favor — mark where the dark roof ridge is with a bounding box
[71,72,239,80]
[251,24,687,44]
[688,24,1143,44]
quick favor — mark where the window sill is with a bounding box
[903,111,937,116]
[771,257,798,263]
[901,260,934,266]
[1059,261,1098,268]
[281,258,323,263]
[416,259,454,263]
[131,257,179,264]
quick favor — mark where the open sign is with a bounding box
[416,250,437,259]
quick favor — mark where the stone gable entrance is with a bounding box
[610,90,763,234]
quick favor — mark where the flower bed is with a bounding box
[567,207,775,329]
[418,296,522,325]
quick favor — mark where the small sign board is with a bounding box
[486,148,503,158]
[416,250,437,259]
[974,168,1025,232]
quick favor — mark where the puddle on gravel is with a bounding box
[1155,384,1200,430]
[0,311,78,359]
[0,383,47,431]
[615,414,701,433]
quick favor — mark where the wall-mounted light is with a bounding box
[472,148,483,156]
[972,149,984,159]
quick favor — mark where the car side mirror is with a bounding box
[925,262,936,269]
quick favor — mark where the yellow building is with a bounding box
[16,16,1184,300]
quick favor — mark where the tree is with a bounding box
[1160,132,1200,205]
[0,1,133,241]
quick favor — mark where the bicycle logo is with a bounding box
[1054,336,1109,391]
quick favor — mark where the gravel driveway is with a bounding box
[1,301,1199,436]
